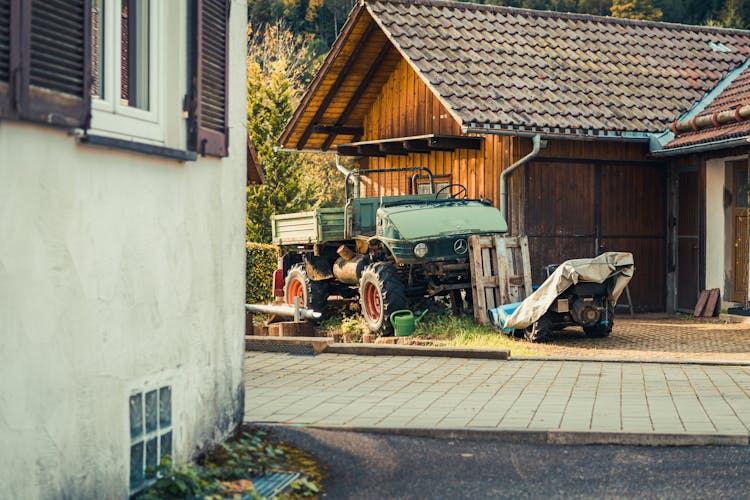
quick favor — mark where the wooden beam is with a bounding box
[357,144,386,157]
[295,22,376,150]
[403,139,433,153]
[336,145,359,156]
[321,41,392,151]
[313,125,364,136]
[429,136,483,150]
[379,142,408,155]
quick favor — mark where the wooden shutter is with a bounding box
[0,0,13,118]
[193,0,229,157]
[20,0,91,128]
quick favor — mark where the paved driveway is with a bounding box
[500,314,750,362]
[244,352,750,441]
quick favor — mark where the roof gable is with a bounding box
[368,0,750,135]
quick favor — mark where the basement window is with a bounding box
[129,386,173,494]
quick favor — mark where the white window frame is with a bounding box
[90,0,165,143]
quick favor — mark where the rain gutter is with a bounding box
[499,134,544,222]
[650,136,750,156]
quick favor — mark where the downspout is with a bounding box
[500,134,544,222]
[335,154,352,176]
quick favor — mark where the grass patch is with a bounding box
[414,314,541,356]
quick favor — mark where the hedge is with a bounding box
[246,242,278,304]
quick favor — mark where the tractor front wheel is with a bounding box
[358,263,407,335]
[284,263,329,320]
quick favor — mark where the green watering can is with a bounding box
[389,309,427,337]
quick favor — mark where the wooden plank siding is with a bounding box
[354,59,667,310]
[358,58,522,207]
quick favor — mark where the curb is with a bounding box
[510,355,750,366]
[324,343,510,359]
[255,423,750,447]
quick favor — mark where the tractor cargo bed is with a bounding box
[272,208,346,245]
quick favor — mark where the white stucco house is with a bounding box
[0,1,247,497]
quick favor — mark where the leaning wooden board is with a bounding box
[469,235,533,325]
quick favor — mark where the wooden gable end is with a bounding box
[359,58,524,211]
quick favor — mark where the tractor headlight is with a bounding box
[414,242,429,258]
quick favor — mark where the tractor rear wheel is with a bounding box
[358,263,407,335]
[284,263,329,320]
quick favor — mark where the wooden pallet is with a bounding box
[468,235,533,325]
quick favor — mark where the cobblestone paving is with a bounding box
[244,352,750,436]
[515,314,750,362]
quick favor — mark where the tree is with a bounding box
[707,0,746,28]
[610,0,663,19]
[246,23,345,243]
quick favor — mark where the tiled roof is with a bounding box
[665,65,750,148]
[366,0,750,134]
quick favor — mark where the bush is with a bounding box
[246,242,278,304]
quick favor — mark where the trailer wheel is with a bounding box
[583,304,614,338]
[284,263,329,320]
[523,316,552,343]
[359,263,407,336]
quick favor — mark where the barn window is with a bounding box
[0,0,91,128]
[89,0,162,142]
[415,174,452,196]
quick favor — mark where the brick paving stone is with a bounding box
[244,352,750,438]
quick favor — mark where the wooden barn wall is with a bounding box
[358,59,523,211]
[520,140,667,311]
[356,57,667,310]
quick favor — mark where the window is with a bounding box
[129,386,173,494]
[89,0,162,142]
[0,1,91,127]
[415,174,452,196]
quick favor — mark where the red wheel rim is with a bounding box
[364,282,381,320]
[287,278,305,306]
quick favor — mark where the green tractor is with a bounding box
[271,167,508,335]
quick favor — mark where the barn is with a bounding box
[279,0,750,312]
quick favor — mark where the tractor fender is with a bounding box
[304,255,334,281]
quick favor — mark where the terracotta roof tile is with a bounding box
[367,0,750,133]
[666,64,750,148]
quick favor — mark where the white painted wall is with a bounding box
[0,2,247,497]
[705,158,728,296]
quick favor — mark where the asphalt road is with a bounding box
[264,425,750,499]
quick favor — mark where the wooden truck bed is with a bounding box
[271,207,346,245]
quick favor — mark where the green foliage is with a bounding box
[610,0,663,19]
[247,242,278,304]
[340,315,368,342]
[138,429,321,500]
[246,22,345,243]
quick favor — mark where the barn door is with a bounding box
[676,169,701,311]
[524,161,666,311]
[732,164,749,302]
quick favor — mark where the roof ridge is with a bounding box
[366,0,750,36]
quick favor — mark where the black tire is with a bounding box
[523,315,552,343]
[358,263,407,335]
[583,304,614,338]
[284,263,329,320]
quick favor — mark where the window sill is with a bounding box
[78,133,198,162]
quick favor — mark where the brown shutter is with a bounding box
[0,0,13,118]
[20,0,91,128]
[193,0,229,157]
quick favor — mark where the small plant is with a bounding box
[340,316,368,342]
[137,428,321,499]
[290,477,320,497]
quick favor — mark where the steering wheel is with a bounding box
[436,183,468,199]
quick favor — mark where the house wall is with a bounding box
[705,158,729,297]
[0,2,247,498]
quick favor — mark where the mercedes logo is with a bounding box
[454,238,468,254]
